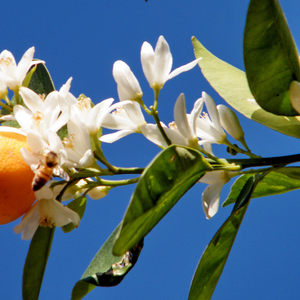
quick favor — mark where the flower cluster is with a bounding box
[0,36,249,239]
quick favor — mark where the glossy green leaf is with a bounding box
[71,224,143,300]
[113,145,211,256]
[223,167,300,207]
[244,0,300,116]
[62,196,87,233]
[192,37,300,139]
[27,62,55,96]
[188,175,258,300]
[23,227,55,300]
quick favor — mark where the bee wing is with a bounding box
[53,166,70,181]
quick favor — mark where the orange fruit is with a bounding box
[0,131,35,225]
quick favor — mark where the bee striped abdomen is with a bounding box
[31,151,59,191]
[32,166,53,191]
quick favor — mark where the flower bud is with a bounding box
[112,60,143,101]
[217,105,244,141]
[87,185,112,200]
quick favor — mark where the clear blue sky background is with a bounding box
[1,0,300,299]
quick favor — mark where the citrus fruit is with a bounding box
[0,131,35,225]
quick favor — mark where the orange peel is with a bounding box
[0,131,35,225]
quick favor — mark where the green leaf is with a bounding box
[71,224,143,300]
[23,227,55,300]
[61,196,87,233]
[223,167,300,207]
[0,120,20,128]
[188,175,257,300]
[192,37,300,139]
[57,124,68,141]
[244,0,300,116]
[113,145,211,256]
[27,62,55,96]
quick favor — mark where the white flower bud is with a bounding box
[88,186,112,200]
[112,60,142,101]
[217,105,244,141]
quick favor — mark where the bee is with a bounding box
[32,151,70,191]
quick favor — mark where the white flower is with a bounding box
[13,185,80,240]
[63,114,95,168]
[199,170,231,219]
[71,97,124,136]
[0,47,44,91]
[140,94,203,149]
[20,130,67,173]
[196,92,227,153]
[100,101,147,143]
[15,80,71,139]
[112,60,143,101]
[141,36,201,89]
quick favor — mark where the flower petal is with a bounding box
[13,105,33,132]
[140,124,168,147]
[13,201,39,240]
[0,50,17,81]
[166,58,201,82]
[203,92,224,135]
[174,93,194,140]
[16,47,35,86]
[19,86,45,113]
[49,199,80,227]
[154,36,173,85]
[140,41,155,86]
[100,129,136,143]
[122,101,146,126]
[202,179,224,219]
[190,97,204,136]
[102,113,137,130]
[78,149,95,167]
[113,60,142,100]
[26,130,49,154]
[87,98,114,134]
[20,147,40,169]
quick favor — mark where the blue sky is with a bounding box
[1,0,300,299]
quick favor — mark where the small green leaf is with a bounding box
[244,0,300,116]
[62,196,87,233]
[188,175,258,300]
[27,62,55,96]
[57,124,68,141]
[113,145,211,256]
[223,167,300,207]
[0,120,20,128]
[71,224,143,300]
[23,227,55,300]
[192,37,300,139]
